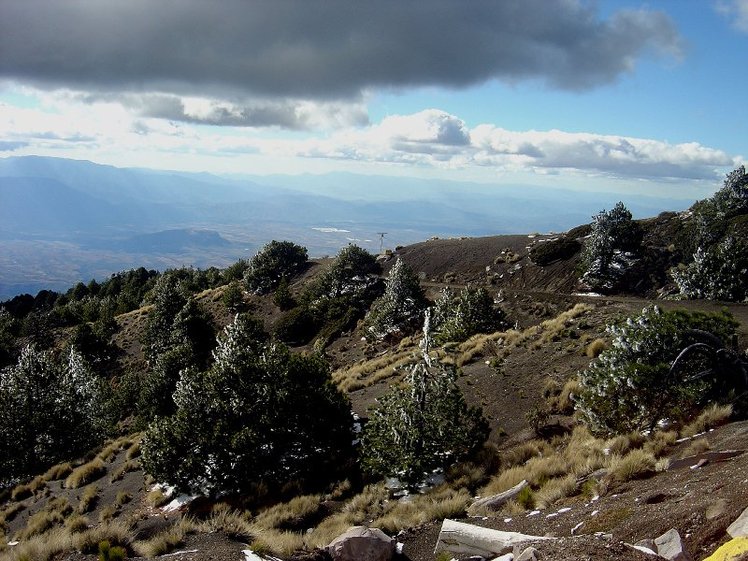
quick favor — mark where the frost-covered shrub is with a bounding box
[141,313,352,496]
[244,240,308,295]
[576,307,739,435]
[363,258,427,341]
[0,346,108,485]
[309,244,380,300]
[432,286,507,344]
[360,316,489,486]
[580,202,642,292]
[672,236,748,302]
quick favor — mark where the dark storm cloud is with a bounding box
[0,0,681,99]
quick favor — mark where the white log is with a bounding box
[469,480,529,514]
[434,519,554,558]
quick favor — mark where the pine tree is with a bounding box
[141,313,352,495]
[432,286,506,344]
[361,312,489,486]
[364,258,427,340]
[580,202,642,292]
[244,240,308,295]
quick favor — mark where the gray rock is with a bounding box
[514,546,540,561]
[326,526,395,561]
[654,529,692,561]
[728,506,748,538]
[706,499,729,521]
[469,480,529,514]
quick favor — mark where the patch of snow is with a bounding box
[504,517,513,523]
[396,542,404,555]
[243,550,283,561]
[591,510,599,516]
[631,545,658,556]
[546,512,558,519]
[492,553,514,561]
[159,550,199,557]
[527,510,540,517]
[7,541,18,547]
[571,522,584,535]
[162,493,198,513]
[557,507,572,514]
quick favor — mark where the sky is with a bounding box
[0,0,747,199]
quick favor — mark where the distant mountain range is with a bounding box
[0,156,695,298]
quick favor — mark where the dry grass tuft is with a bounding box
[247,527,305,558]
[125,441,141,460]
[74,521,132,554]
[373,487,471,534]
[681,404,733,438]
[77,484,99,514]
[98,504,118,523]
[644,430,678,457]
[607,449,657,483]
[585,338,607,358]
[134,519,196,558]
[201,504,254,542]
[332,347,419,392]
[64,515,90,534]
[0,527,73,561]
[42,462,73,482]
[15,510,63,540]
[0,503,25,529]
[145,488,170,508]
[110,460,139,483]
[65,458,106,489]
[680,437,711,459]
[11,475,46,500]
[534,475,578,509]
[253,494,323,530]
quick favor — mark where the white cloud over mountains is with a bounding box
[0,100,738,184]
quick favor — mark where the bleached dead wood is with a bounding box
[468,479,529,514]
[434,519,554,558]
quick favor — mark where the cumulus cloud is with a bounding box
[0,0,681,102]
[716,0,748,32]
[280,110,737,181]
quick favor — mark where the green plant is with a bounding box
[579,202,643,292]
[244,240,308,295]
[98,540,126,561]
[141,313,353,496]
[576,306,739,434]
[361,316,489,487]
[432,286,508,344]
[516,486,535,509]
[363,258,427,341]
[65,459,106,489]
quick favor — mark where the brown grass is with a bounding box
[0,503,24,529]
[534,475,578,509]
[77,484,99,514]
[134,519,195,557]
[372,487,471,533]
[42,462,73,482]
[115,492,132,506]
[200,505,254,542]
[74,521,132,554]
[585,338,607,358]
[145,488,170,508]
[11,475,46,500]
[110,460,139,483]
[14,510,63,540]
[680,437,711,459]
[125,441,141,460]
[0,527,73,561]
[607,449,657,483]
[98,504,118,523]
[65,458,106,489]
[253,494,323,530]
[332,346,419,392]
[681,404,733,438]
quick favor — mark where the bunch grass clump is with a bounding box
[65,459,106,489]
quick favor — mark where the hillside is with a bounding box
[1,173,747,561]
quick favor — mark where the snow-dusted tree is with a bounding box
[140,313,352,495]
[672,236,748,302]
[244,240,308,295]
[311,244,380,299]
[712,165,748,216]
[575,307,739,435]
[139,276,215,423]
[360,312,489,486]
[0,345,107,484]
[432,286,507,344]
[580,202,642,292]
[364,258,427,340]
